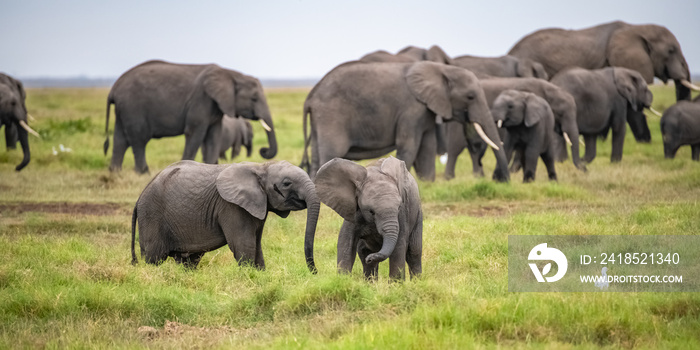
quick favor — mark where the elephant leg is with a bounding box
[610,124,626,162]
[388,239,407,281]
[172,252,205,269]
[406,221,422,279]
[357,240,379,281]
[4,123,18,150]
[395,136,422,176]
[131,141,150,174]
[551,133,568,162]
[413,128,437,181]
[466,136,487,178]
[202,122,222,164]
[444,125,467,180]
[314,131,350,180]
[583,134,597,164]
[522,145,540,183]
[221,220,259,269]
[692,144,700,161]
[109,118,130,172]
[337,221,358,274]
[541,150,558,181]
[182,123,210,161]
[254,225,265,270]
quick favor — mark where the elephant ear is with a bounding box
[202,66,239,119]
[525,94,552,127]
[531,61,549,80]
[406,62,452,120]
[612,68,639,111]
[426,45,454,65]
[216,163,267,220]
[514,59,532,78]
[377,156,408,194]
[607,27,655,83]
[314,158,367,221]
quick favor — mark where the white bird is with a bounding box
[52,146,58,156]
[594,267,609,290]
[439,154,448,165]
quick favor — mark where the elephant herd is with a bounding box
[2,21,700,279]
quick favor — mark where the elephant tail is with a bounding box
[131,203,138,265]
[300,104,312,172]
[104,94,114,156]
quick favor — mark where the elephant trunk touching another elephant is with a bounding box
[302,179,320,273]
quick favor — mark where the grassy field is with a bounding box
[0,85,699,349]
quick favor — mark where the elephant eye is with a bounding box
[466,92,476,100]
[368,209,375,216]
[507,103,514,109]
[282,180,292,187]
[668,47,676,54]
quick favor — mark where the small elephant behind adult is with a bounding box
[132,160,320,272]
[359,45,454,64]
[452,55,549,80]
[492,90,558,182]
[201,115,253,161]
[550,67,653,163]
[315,157,422,281]
[661,96,700,160]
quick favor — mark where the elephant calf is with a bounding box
[132,160,320,272]
[201,115,253,161]
[492,90,558,182]
[315,157,422,281]
[661,96,700,160]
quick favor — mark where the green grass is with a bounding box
[0,85,699,348]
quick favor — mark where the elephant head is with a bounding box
[0,74,39,171]
[315,157,412,264]
[406,62,510,181]
[194,65,277,159]
[216,161,320,273]
[492,90,553,128]
[611,67,654,141]
[397,45,454,65]
[607,24,698,100]
[517,58,549,80]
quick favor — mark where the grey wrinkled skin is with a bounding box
[315,157,422,281]
[551,67,653,163]
[131,160,320,273]
[661,96,700,160]
[0,73,32,171]
[201,115,254,161]
[444,77,583,180]
[509,21,693,102]
[452,55,549,80]
[105,60,277,174]
[491,90,558,182]
[301,60,509,183]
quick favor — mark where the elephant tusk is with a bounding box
[435,115,444,124]
[19,120,41,138]
[648,107,663,117]
[473,123,500,151]
[497,120,503,128]
[260,119,272,132]
[680,79,700,92]
[563,133,573,147]
[28,114,36,121]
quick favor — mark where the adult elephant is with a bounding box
[301,61,509,182]
[452,55,549,79]
[551,67,653,163]
[509,21,699,101]
[444,77,582,179]
[0,73,40,171]
[104,60,277,174]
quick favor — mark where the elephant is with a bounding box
[444,77,582,179]
[301,61,509,182]
[0,73,40,171]
[201,114,253,161]
[660,96,700,160]
[550,67,653,163]
[491,90,558,182]
[315,157,422,280]
[359,45,454,64]
[452,55,549,80]
[509,21,699,106]
[131,160,320,273]
[104,60,277,174]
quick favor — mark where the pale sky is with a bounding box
[2,0,699,80]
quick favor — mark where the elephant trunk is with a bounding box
[259,116,277,159]
[366,214,399,264]
[15,123,30,171]
[301,180,320,273]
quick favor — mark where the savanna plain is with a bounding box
[0,86,699,349]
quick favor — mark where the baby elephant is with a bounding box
[315,157,422,280]
[661,96,700,160]
[201,115,254,161]
[492,90,557,182]
[131,160,320,272]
